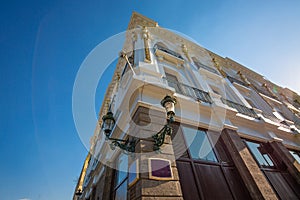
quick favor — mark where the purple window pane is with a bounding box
[151,159,172,178]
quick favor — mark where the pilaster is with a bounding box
[221,128,278,200]
[128,106,183,200]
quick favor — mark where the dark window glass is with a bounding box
[182,126,217,162]
[245,141,274,167]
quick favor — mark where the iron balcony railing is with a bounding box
[293,99,300,109]
[262,113,292,129]
[227,76,249,88]
[221,98,259,118]
[154,44,184,60]
[195,61,219,74]
[164,77,212,104]
[293,114,300,129]
[252,84,277,100]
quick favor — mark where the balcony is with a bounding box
[227,76,249,88]
[221,98,259,119]
[164,77,212,104]
[154,44,184,65]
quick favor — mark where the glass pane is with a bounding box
[245,141,274,167]
[115,180,127,200]
[289,150,300,164]
[116,153,128,186]
[263,154,274,167]
[182,126,217,162]
[169,81,182,93]
[165,73,182,94]
[128,160,138,185]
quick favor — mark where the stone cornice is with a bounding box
[225,57,264,81]
[127,11,158,30]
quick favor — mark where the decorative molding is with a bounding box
[142,27,151,63]
[181,44,190,62]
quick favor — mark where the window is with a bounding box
[154,43,183,60]
[182,126,217,162]
[128,160,139,186]
[245,141,300,199]
[192,57,218,74]
[245,141,274,167]
[289,150,300,164]
[165,73,182,93]
[114,153,128,200]
[115,182,127,200]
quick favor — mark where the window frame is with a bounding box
[179,124,219,164]
[113,153,128,200]
[165,72,183,94]
[243,139,277,170]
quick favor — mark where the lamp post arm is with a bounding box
[108,137,136,153]
[152,123,172,151]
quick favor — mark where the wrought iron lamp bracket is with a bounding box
[107,137,136,153]
[152,120,173,151]
[102,95,176,153]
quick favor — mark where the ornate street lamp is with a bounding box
[102,109,136,153]
[152,95,176,151]
[101,95,176,153]
[161,95,176,122]
[102,111,115,137]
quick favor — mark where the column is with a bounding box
[128,106,183,200]
[221,128,278,200]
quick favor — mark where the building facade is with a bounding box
[73,12,300,200]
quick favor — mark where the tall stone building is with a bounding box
[73,12,300,200]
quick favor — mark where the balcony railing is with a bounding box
[262,113,293,129]
[292,113,300,129]
[227,76,249,87]
[195,61,219,74]
[164,77,212,103]
[253,85,277,100]
[154,44,184,60]
[293,99,300,109]
[221,98,259,118]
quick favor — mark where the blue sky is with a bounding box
[1,1,300,200]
